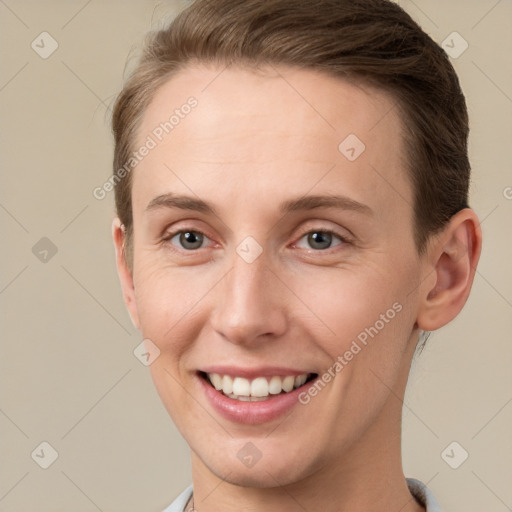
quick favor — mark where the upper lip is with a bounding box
[199,366,315,379]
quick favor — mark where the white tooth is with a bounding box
[222,375,233,394]
[268,376,283,394]
[250,377,269,397]
[218,374,307,396]
[226,393,269,402]
[282,376,295,392]
[209,373,222,390]
[232,377,251,396]
[295,374,307,388]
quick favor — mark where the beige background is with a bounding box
[0,0,511,511]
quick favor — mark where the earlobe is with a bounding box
[112,218,140,330]
[416,209,482,332]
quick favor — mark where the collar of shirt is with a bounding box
[161,477,442,512]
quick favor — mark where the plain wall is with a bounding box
[1,1,511,510]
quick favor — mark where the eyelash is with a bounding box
[161,226,351,253]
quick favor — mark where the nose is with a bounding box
[210,252,288,346]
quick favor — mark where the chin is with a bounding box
[210,462,306,489]
[196,443,320,489]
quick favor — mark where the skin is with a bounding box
[113,64,481,512]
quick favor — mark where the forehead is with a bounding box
[132,63,411,225]
[137,63,402,150]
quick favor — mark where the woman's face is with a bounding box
[120,64,427,486]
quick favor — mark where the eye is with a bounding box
[167,230,210,250]
[295,230,345,250]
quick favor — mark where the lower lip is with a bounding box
[198,374,314,424]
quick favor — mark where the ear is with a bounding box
[112,218,140,330]
[416,208,482,331]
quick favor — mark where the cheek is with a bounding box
[294,261,419,413]
[133,256,212,338]
[294,267,417,430]
[133,261,211,427]
[293,264,411,348]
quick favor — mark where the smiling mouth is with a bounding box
[198,371,318,401]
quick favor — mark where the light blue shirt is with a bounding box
[161,478,442,511]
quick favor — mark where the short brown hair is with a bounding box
[112,0,470,267]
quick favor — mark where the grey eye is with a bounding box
[295,230,344,251]
[172,231,205,250]
[307,231,333,250]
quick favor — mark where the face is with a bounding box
[122,64,427,487]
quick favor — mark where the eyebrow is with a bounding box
[145,192,373,216]
[145,193,217,215]
[279,194,373,216]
